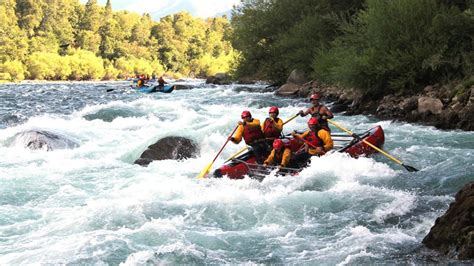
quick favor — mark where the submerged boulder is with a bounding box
[11,130,79,151]
[134,136,199,166]
[83,107,145,122]
[422,182,474,260]
[174,84,194,90]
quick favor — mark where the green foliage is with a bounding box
[38,0,78,46]
[231,0,363,82]
[16,0,44,37]
[28,32,59,53]
[192,50,241,77]
[114,56,165,78]
[461,75,474,89]
[150,60,165,76]
[0,0,238,81]
[0,0,29,62]
[313,0,474,94]
[79,0,102,32]
[67,49,104,80]
[0,60,26,81]
[149,11,237,77]
[26,52,70,80]
[102,60,119,80]
[114,57,134,78]
[76,30,101,54]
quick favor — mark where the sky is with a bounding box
[80,0,240,20]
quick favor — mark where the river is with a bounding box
[0,80,473,264]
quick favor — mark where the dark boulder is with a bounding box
[134,136,199,166]
[11,130,79,151]
[330,103,348,113]
[275,69,310,96]
[422,182,474,260]
[286,69,308,85]
[275,83,301,96]
[174,84,194,90]
[206,73,231,85]
[233,85,278,93]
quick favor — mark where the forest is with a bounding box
[231,0,474,94]
[1,0,473,96]
[0,0,237,81]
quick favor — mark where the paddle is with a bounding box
[292,134,318,149]
[283,113,299,125]
[224,145,248,163]
[197,125,239,179]
[224,113,300,163]
[327,119,419,172]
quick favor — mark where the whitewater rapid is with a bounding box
[0,80,472,264]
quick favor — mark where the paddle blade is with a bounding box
[106,89,114,92]
[197,162,213,179]
[403,164,419,172]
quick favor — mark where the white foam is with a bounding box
[1,79,470,264]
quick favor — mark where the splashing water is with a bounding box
[0,80,473,264]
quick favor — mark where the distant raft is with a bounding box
[135,85,175,93]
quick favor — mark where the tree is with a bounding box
[79,0,101,32]
[231,0,363,82]
[0,0,239,81]
[99,0,123,59]
[37,0,77,47]
[0,0,28,62]
[16,0,44,37]
[313,0,474,94]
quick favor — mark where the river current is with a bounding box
[0,80,473,264]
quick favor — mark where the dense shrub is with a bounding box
[67,49,105,80]
[231,0,364,83]
[26,52,67,80]
[312,0,474,94]
[0,60,25,81]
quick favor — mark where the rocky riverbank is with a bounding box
[273,70,474,261]
[274,70,474,131]
[422,182,474,260]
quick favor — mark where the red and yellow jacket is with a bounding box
[295,128,333,155]
[231,118,264,145]
[264,147,292,167]
[261,117,283,139]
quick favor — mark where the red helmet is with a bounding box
[269,106,279,115]
[273,139,283,150]
[241,110,251,119]
[308,117,319,126]
[310,93,320,100]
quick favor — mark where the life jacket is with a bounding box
[303,129,324,149]
[310,105,330,131]
[243,119,265,144]
[262,118,281,138]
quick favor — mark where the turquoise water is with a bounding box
[0,80,473,264]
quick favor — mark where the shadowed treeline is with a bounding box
[231,0,473,95]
